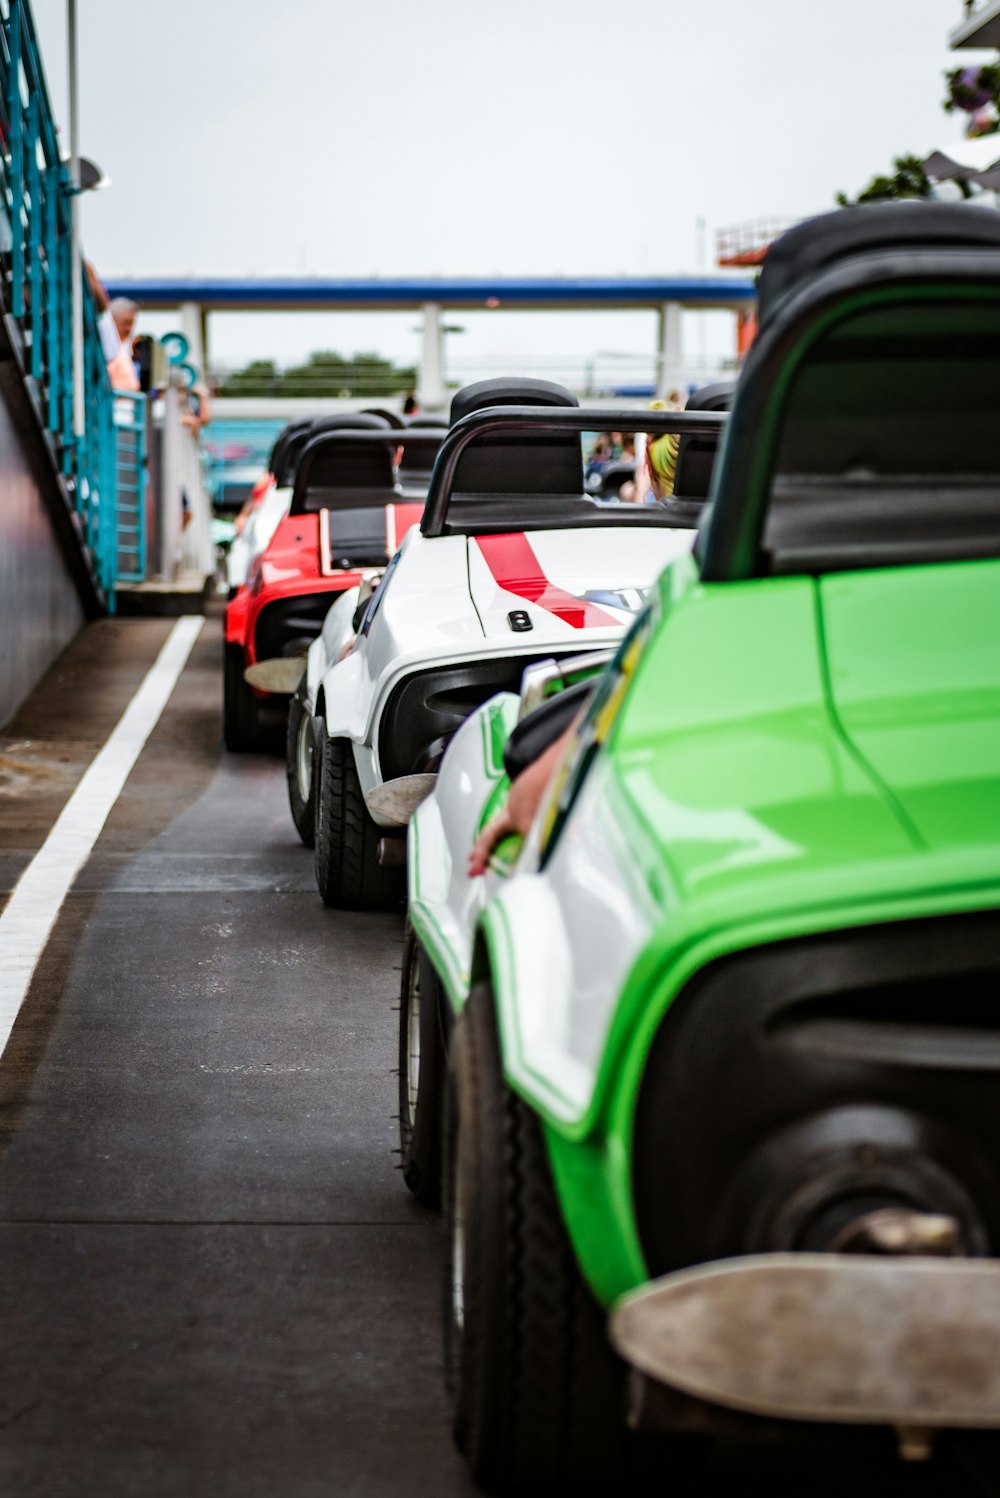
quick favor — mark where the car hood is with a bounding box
[466,528,695,642]
[613,559,1000,942]
[819,560,1000,858]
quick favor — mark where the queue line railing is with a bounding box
[0,0,132,607]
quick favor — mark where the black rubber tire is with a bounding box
[398,923,447,1209]
[286,682,316,847]
[223,642,261,752]
[313,733,404,911]
[444,983,627,1491]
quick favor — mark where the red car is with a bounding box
[223,415,441,751]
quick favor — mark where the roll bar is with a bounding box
[290,429,447,513]
[419,406,728,537]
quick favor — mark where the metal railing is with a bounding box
[113,391,146,582]
[0,0,130,607]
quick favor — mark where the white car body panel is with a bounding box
[411,718,657,1125]
[305,586,361,706]
[484,754,658,1124]
[409,694,518,1003]
[226,484,292,590]
[317,521,694,827]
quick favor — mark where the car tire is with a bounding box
[314,732,404,911]
[286,682,316,847]
[444,982,626,1490]
[398,923,446,1209]
[223,642,260,752]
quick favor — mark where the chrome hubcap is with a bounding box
[451,1132,465,1333]
[295,709,314,801]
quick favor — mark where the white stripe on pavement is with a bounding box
[0,614,204,1058]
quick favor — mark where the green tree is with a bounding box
[218,358,280,397]
[219,350,417,399]
[836,154,935,207]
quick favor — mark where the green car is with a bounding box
[403,203,1000,1490]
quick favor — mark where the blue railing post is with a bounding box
[44,162,61,430]
[0,0,139,606]
[25,92,43,383]
[7,0,23,319]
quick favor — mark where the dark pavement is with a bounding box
[0,617,993,1495]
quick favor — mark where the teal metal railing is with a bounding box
[113,391,147,582]
[0,0,132,608]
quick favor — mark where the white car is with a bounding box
[226,479,290,592]
[297,378,722,909]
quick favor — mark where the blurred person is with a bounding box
[402,393,420,416]
[106,296,140,391]
[180,380,212,435]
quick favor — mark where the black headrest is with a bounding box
[448,378,582,495]
[280,413,388,489]
[673,382,736,500]
[361,406,405,429]
[597,461,636,500]
[270,418,312,481]
[759,203,1000,326]
[289,417,399,514]
[684,381,735,414]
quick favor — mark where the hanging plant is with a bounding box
[944,63,1000,115]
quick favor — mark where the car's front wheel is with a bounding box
[314,733,403,911]
[398,924,446,1208]
[444,982,626,1491]
[286,682,316,846]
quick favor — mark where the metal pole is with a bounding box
[67,0,84,439]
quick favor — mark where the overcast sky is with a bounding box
[32,0,988,379]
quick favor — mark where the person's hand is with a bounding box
[84,260,108,311]
[467,723,576,878]
[468,806,516,877]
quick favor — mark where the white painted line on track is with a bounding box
[0,614,205,1060]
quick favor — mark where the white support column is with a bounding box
[655,301,684,401]
[179,302,205,380]
[417,301,446,414]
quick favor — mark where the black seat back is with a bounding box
[289,416,397,516]
[673,382,735,500]
[399,418,446,480]
[758,202,1000,325]
[270,419,313,486]
[448,378,583,495]
[281,415,386,492]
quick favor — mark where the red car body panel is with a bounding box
[224,500,424,677]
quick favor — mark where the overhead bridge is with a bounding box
[104,274,758,409]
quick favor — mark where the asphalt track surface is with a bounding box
[0,614,996,1497]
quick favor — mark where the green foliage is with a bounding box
[219,358,280,396]
[835,57,1000,211]
[219,350,417,398]
[836,155,934,208]
[943,63,1000,116]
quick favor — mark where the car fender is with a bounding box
[225,587,250,646]
[409,693,518,1008]
[306,587,361,708]
[317,649,367,746]
[477,753,659,1133]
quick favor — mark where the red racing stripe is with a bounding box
[474,533,620,629]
